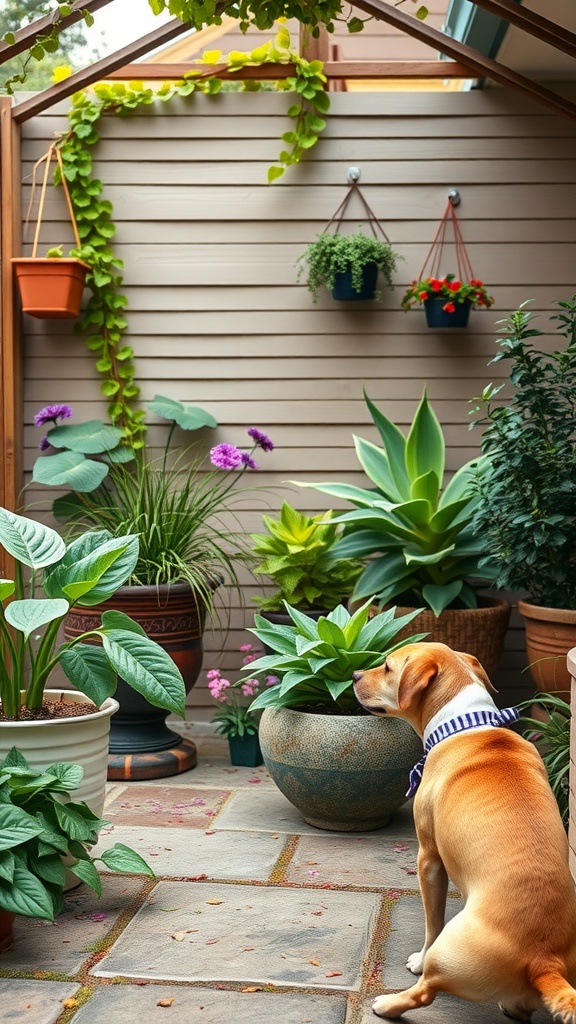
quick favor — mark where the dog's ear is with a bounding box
[455,651,498,694]
[397,654,439,711]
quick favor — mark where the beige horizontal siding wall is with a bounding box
[19,87,576,719]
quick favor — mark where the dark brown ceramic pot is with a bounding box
[64,583,207,780]
[0,909,15,952]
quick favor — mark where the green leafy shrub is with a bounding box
[296,231,401,301]
[251,502,362,612]
[0,747,154,921]
[470,298,576,609]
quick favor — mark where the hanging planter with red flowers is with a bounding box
[401,192,494,329]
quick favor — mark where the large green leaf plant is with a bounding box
[0,747,154,921]
[0,507,185,720]
[294,390,497,617]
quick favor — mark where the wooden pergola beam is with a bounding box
[0,0,114,64]
[469,0,576,62]
[103,60,474,81]
[11,17,195,124]
[353,0,576,123]
[0,98,22,520]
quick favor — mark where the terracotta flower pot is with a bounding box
[518,599,576,699]
[11,257,90,319]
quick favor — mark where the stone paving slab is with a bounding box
[141,757,276,789]
[103,784,231,828]
[360,995,555,1023]
[214,787,416,838]
[92,880,380,991]
[0,979,80,1024]
[0,876,145,976]
[92,825,287,880]
[286,833,419,889]
[379,894,464,990]
[69,984,348,1023]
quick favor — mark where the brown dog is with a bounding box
[353,642,576,1022]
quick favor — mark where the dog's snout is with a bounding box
[352,672,363,684]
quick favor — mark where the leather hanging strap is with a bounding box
[324,181,391,242]
[26,144,81,257]
[417,199,475,282]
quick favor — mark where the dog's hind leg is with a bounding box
[407,848,449,975]
[373,975,440,1019]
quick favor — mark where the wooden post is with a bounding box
[299,23,330,62]
[569,648,576,882]
[0,98,23,533]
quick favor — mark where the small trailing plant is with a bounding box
[32,403,274,608]
[297,231,401,302]
[0,505,185,720]
[470,297,576,609]
[251,501,362,612]
[294,389,497,616]
[242,599,426,714]
[0,747,154,921]
[207,644,276,738]
[401,274,494,313]
[519,693,571,827]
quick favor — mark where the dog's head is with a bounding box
[352,642,496,734]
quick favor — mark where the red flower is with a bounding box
[470,279,483,287]
[442,302,456,313]
[419,290,429,301]
[430,279,442,292]
[448,280,461,292]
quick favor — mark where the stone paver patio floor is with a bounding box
[0,727,556,1024]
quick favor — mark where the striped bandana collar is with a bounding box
[407,706,520,799]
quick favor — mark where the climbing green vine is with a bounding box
[53,25,328,447]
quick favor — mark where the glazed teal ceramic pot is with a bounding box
[259,707,422,832]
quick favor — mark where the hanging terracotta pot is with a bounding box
[11,257,90,319]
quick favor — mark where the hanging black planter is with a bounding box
[424,297,472,329]
[332,262,378,301]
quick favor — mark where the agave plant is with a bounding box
[294,390,496,616]
[251,501,362,612]
[243,599,425,714]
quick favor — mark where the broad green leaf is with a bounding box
[101,629,186,717]
[60,644,117,706]
[325,679,354,702]
[68,857,101,894]
[422,580,463,616]
[290,480,380,507]
[429,497,472,534]
[46,420,124,454]
[103,443,135,464]
[411,470,440,508]
[33,450,110,492]
[97,843,153,876]
[101,610,147,636]
[53,801,100,842]
[316,618,347,647]
[354,436,402,502]
[0,508,65,570]
[439,458,485,508]
[0,580,15,601]
[0,851,15,882]
[363,390,410,497]
[35,853,67,887]
[147,395,217,431]
[42,762,84,792]
[0,805,44,850]
[0,864,55,920]
[404,544,455,566]
[44,531,139,606]
[5,598,69,640]
[405,391,445,489]
[389,498,432,531]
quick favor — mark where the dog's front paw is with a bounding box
[406,950,425,975]
[373,994,403,1019]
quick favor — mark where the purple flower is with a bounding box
[34,404,73,427]
[38,436,51,451]
[210,443,244,470]
[248,427,274,452]
[241,451,258,471]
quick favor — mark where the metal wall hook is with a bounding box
[347,166,361,183]
[448,188,461,206]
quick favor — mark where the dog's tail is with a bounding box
[532,970,576,1023]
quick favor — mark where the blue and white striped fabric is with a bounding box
[407,706,520,798]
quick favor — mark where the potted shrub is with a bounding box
[519,693,571,828]
[0,746,154,949]
[11,245,91,320]
[296,230,401,302]
[0,505,185,814]
[241,599,426,831]
[31,402,274,777]
[206,645,267,767]
[250,501,362,622]
[470,297,576,697]
[293,389,511,675]
[401,274,494,328]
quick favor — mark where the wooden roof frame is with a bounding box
[0,0,575,513]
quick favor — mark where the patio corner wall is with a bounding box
[565,647,569,880]
[18,87,576,720]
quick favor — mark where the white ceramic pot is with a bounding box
[0,690,119,818]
